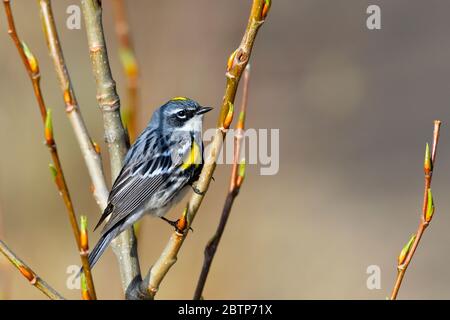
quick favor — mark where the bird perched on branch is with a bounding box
[88,97,212,269]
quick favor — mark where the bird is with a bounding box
[87,97,212,269]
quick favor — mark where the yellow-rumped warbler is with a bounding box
[88,97,212,268]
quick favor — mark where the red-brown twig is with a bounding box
[0,240,64,300]
[193,65,251,300]
[38,0,109,210]
[112,0,140,143]
[4,0,96,299]
[111,0,142,239]
[390,120,442,300]
[79,216,93,300]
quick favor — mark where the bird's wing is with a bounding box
[96,135,192,236]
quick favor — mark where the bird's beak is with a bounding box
[196,106,213,115]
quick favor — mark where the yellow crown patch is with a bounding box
[171,96,188,101]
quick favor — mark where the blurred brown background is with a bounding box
[2,0,450,299]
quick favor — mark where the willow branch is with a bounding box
[81,0,129,175]
[112,0,140,143]
[390,120,442,300]
[129,0,270,300]
[0,206,10,300]
[0,240,65,300]
[111,0,142,239]
[4,0,96,299]
[38,0,108,210]
[81,0,140,294]
[79,216,94,300]
[193,65,250,300]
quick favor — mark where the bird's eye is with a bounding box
[176,110,187,119]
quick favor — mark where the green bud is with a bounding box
[425,188,435,222]
[398,234,416,265]
[238,160,246,178]
[80,273,87,292]
[48,164,57,180]
[118,48,137,77]
[44,109,53,143]
[21,41,39,74]
[424,143,432,173]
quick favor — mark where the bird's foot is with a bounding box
[160,217,193,233]
[191,185,205,196]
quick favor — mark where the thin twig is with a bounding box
[4,0,96,299]
[390,120,442,300]
[111,0,142,239]
[112,0,140,143]
[0,205,11,300]
[79,216,93,300]
[38,0,109,210]
[130,0,270,300]
[193,65,250,300]
[81,0,140,294]
[0,240,65,300]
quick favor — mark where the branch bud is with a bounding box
[176,207,189,234]
[398,234,416,266]
[236,111,246,130]
[18,265,36,284]
[21,41,39,74]
[236,159,246,187]
[227,49,238,72]
[119,48,138,78]
[44,109,54,145]
[48,164,57,180]
[93,141,101,154]
[63,88,71,104]
[80,215,89,252]
[424,143,432,175]
[262,0,272,19]
[222,101,234,130]
[425,188,435,222]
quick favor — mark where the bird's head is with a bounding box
[152,97,213,134]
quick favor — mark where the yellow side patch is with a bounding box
[172,96,188,101]
[182,141,201,170]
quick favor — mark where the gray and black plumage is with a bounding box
[87,98,212,269]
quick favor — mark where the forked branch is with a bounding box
[390,120,442,300]
[193,65,251,300]
[4,0,96,299]
[38,0,109,210]
[130,0,271,299]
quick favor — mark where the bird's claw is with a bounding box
[192,185,205,196]
[160,217,193,233]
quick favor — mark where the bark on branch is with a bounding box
[80,0,140,295]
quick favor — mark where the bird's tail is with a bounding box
[88,231,116,268]
[77,231,116,278]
